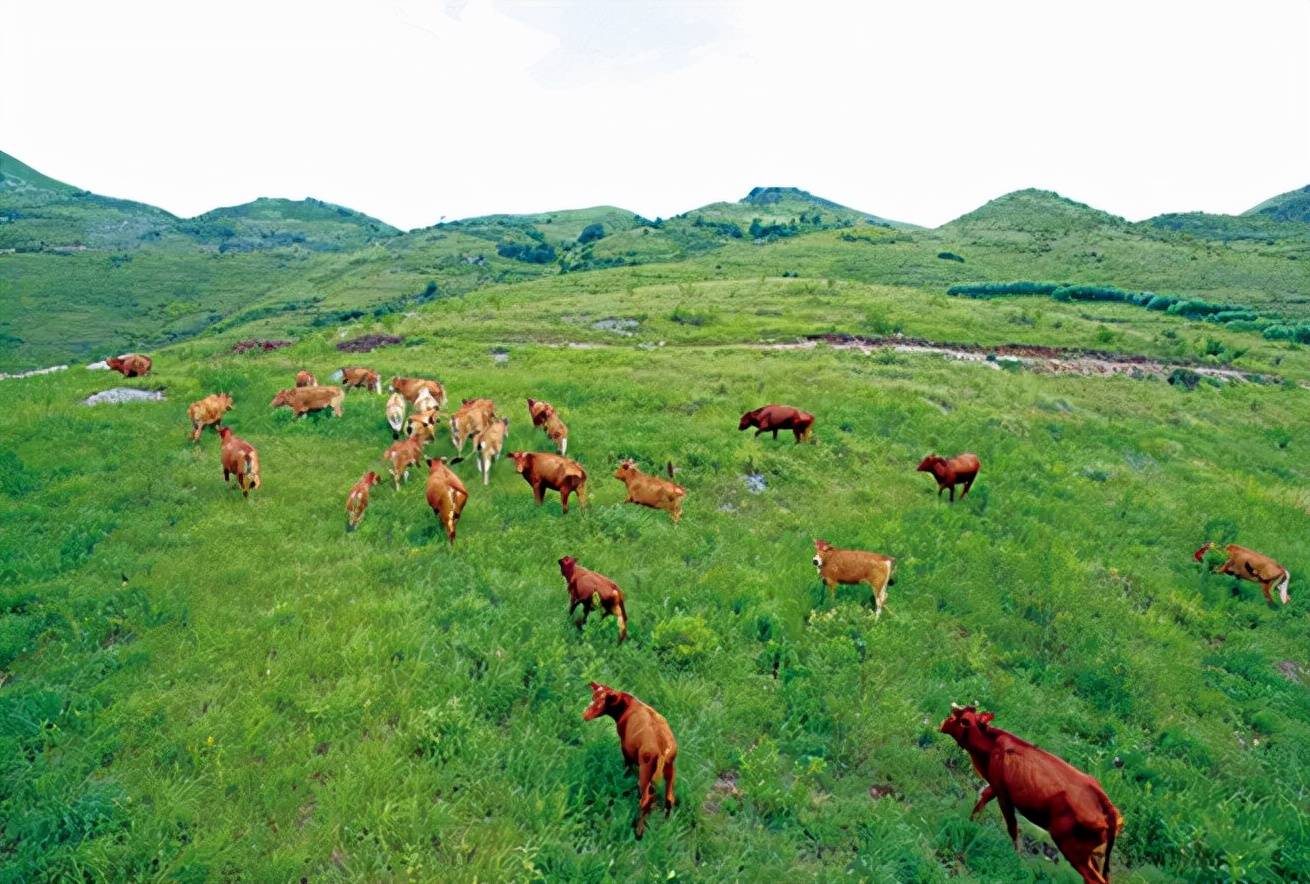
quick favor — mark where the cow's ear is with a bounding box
[978,712,995,727]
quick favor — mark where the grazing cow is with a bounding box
[345,471,380,531]
[414,387,438,414]
[383,436,425,490]
[217,426,260,498]
[917,452,981,502]
[186,392,233,442]
[425,457,469,544]
[542,412,569,456]
[270,385,345,418]
[391,376,447,408]
[940,704,1123,884]
[558,555,628,642]
[407,409,439,445]
[812,539,895,618]
[341,366,382,394]
[613,460,686,524]
[295,370,318,388]
[386,392,407,439]
[582,682,677,839]
[508,451,587,513]
[106,353,153,378]
[473,417,510,486]
[527,397,556,428]
[450,398,496,454]
[738,404,814,443]
[1194,541,1290,605]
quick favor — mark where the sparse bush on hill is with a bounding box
[577,223,605,244]
[496,241,557,263]
[937,251,965,262]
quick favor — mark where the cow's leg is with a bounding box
[949,484,956,503]
[771,429,778,440]
[663,756,676,815]
[937,486,944,498]
[223,467,231,483]
[634,756,656,839]
[870,578,888,620]
[1259,579,1275,604]
[671,500,682,524]
[824,577,836,604]
[960,478,973,499]
[560,484,571,514]
[532,481,545,506]
[754,428,764,437]
[996,793,1020,850]
[970,784,995,818]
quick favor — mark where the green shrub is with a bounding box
[1051,284,1130,303]
[936,251,965,263]
[652,614,716,666]
[946,281,1064,298]
[577,223,604,244]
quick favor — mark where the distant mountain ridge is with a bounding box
[1245,184,1310,223]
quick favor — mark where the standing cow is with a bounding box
[106,353,153,378]
[425,457,469,544]
[186,392,233,442]
[558,555,628,642]
[1194,541,1290,605]
[582,682,677,839]
[217,426,260,498]
[739,404,814,443]
[917,452,980,502]
[508,451,587,513]
[811,539,895,618]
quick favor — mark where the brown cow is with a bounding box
[812,539,895,618]
[450,398,496,454]
[542,412,569,456]
[390,377,447,408]
[738,404,814,443]
[341,366,382,394]
[614,460,686,524]
[186,392,233,442]
[583,682,677,839]
[917,452,980,502]
[941,704,1123,884]
[473,417,510,486]
[217,426,260,498]
[270,385,344,418]
[345,471,380,531]
[1194,541,1291,605]
[425,457,469,544]
[508,451,586,513]
[383,436,425,490]
[558,556,628,642]
[106,353,153,378]
[386,392,407,440]
[295,370,318,388]
[407,409,439,445]
[527,397,556,428]
[414,387,439,414]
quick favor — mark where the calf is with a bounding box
[386,392,407,439]
[738,404,814,443]
[425,457,469,544]
[508,451,587,513]
[583,682,677,839]
[558,555,628,642]
[341,366,382,394]
[295,370,318,388]
[1194,541,1290,605]
[917,452,980,502]
[391,376,447,408]
[106,353,153,378]
[186,392,233,442]
[527,397,556,428]
[940,704,1123,883]
[345,471,380,531]
[450,398,496,454]
[542,412,569,456]
[407,409,439,445]
[270,385,344,418]
[613,460,686,524]
[217,426,260,498]
[414,387,438,414]
[473,417,510,486]
[812,539,895,618]
[383,436,425,490]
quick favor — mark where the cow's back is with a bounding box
[990,736,1114,829]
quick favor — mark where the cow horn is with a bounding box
[950,702,962,711]
[972,699,979,709]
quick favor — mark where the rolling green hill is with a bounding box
[1245,184,1310,223]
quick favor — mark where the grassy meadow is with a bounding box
[3,277,1310,881]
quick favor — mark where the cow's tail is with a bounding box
[1276,569,1291,605]
[576,479,587,508]
[887,556,897,586]
[615,598,629,642]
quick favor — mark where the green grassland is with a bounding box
[3,269,1310,880]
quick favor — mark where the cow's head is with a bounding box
[812,538,834,569]
[558,555,578,580]
[613,459,638,481]
[939,703,994,745]
[508,451,530,473]
[426,457,451,472]
[216,393,234,412]
[738,409,758,430]
[217,426,233,441]
[582,682,622,720]
[390,377,404,392]
[1193,540,1216,562]
[916,454,943,473]
[363,471,380,487]
[270,389,294,408]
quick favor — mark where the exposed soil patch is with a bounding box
[1277,660,1308,683]
[336,333,402,353]
[592,318,639,335]
[703,771,741,814]
[743,473,767,494]
[0,364,67,381]
[82,388,166,406]
[232,339,292,354]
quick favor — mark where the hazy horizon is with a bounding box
[3,0,1307,231]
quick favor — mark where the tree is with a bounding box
[578,222,605,244]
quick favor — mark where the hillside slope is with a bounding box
[1245,184,1310,223]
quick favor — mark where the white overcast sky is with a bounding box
[2,0,1307,229]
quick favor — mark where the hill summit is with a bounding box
[1244,184,1310,223]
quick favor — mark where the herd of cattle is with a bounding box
[98,350,1293,880]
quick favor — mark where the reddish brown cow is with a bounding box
[508,451,586,513]
[582,682,677,839]
[527,397,556,428]
[217,426,260,498]
[383,436,425,490]
[917,452,980,502]
[812,539,895,618]
[295,370,318,388]
[390,377,447,408]
[738,404,814,443]
[940,704,1123,884]
[1194,541,1291,605]
[106,354,153,378]
[613,460,685,523]
[341,366,382,394]
[186,392,233,442]
[558,556,628,642]
[271,385,344,418]
[345,471,380,531]
[425,457,469,544]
